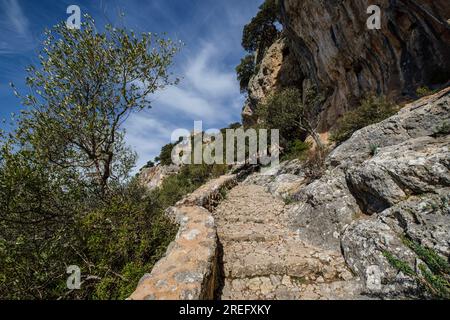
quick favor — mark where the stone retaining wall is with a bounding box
[128,175,237,300]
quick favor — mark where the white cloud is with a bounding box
[0,0,33,54]
[124,111,175,169]
[125,40,244,170]
[5,0,29,35]
[121,0,262,170]
[184,44,236,97]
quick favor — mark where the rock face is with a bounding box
[129,175,237,300]
[279,0,450,131]
[248,87,450,297]
[215,184,362,300]
[139,165,179,190]
[242,38,303,126]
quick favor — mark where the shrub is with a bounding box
[330,95,399,144]
[369,143,379,156]
[303,147,330,182]
[416,86,437,97]
[142,160,155,169]
[158,142,177,166]
[432,121,450,137]
[282,140,311,161]
[384,238,450,299]
[257,87,325,151]
[236,55,255,93]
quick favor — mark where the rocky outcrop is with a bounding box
[139,165,179,190]
[215,184,362,300]
[248,87,450,297]
[129,175,237,300]
[280,0,450,131]
[242,38,303,126]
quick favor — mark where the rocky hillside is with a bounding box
[133,0,450,300]
[139,165,180,190]
[248,88,449,298]
[132,88,449,300]
[244,0,450,132]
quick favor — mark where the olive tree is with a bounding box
[13,16,180,193]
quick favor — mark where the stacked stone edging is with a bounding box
[128,175,237,300]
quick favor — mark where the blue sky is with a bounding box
[0,0,263,169]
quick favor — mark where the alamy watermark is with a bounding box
[66,5,81,30]
[367,5,381,30]
[66,265,81,290]
[170,121,280,172]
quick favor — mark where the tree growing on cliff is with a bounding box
[12,16,180,193]
[236,55,255,93]
[236,0,279,94]
[242,0,279,55]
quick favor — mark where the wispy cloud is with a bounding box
[126,40,245,170]
[124,111,176,168]
[0,0,34,54]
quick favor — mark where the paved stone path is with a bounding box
[213,183,363,300]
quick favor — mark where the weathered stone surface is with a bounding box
[280,0,450,131]
[380,190,450,258]
[129,205,218,300]
[129,175,237,300]
[328,87,450,167]
[341,219,420,298]
[242,38,303,126]
[214,184,364,300]
[139,165,180,190]
[345,136,450,214]
[286,169,361,250]
[174,175,237,211]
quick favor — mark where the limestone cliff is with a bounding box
[244,0,450,131]
[139,165,179,190]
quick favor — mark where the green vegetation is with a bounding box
[330,95,399,145]
[282,140,311,161]
[236,0,280,94]
[142,160,155,169]
[236,55,255,93]
[432,121,450,137]
[416,86,437,97]
[0,17,182,299]
[242,0,279,54]
[158,142,179,166]
[369,143,379,156]
[256,87,325,151]
[384,238,450,299]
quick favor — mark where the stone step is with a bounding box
[214,207,285,221]
[217,222,291,242]
[220,276,363,300]
[215,215,280,224]
[222,240,351,280]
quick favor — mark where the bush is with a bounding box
[236,55,255,93]
[432,121,450,137]
[282,140,311,161]
[384,238,450,299]
[158,142,177,166]
[330,95,399,144]
[257,88,306,143]
[416,86,437,97]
